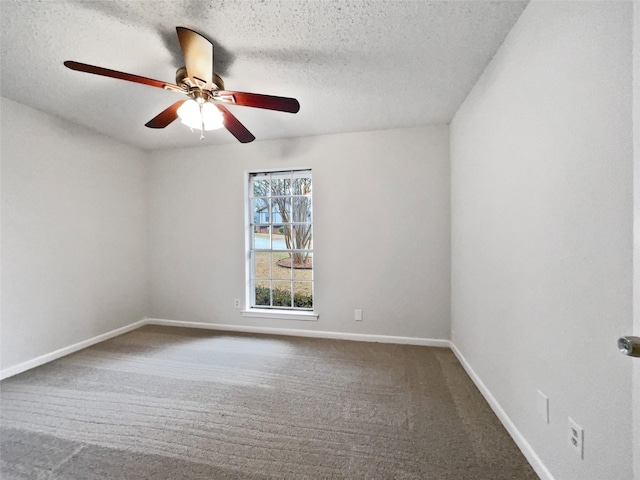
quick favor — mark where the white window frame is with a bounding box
[242,168,318,321]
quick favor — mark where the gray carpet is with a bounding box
[1,325,539,479]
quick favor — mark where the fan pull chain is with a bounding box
[199,103,205,140]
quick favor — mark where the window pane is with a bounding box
[289,224,312,251]
[294,282,313,308]
[271,197,291,223]
[270,174,291,196]
[272,226,289,250]
[272,281,292,307]
[292,196,312,223]
[253,198,269,224]
[254,280,271,306]
[293,255,313,280]
[253,252,271,279]
[253,178,270,197]
[292,174,312,195]
[272,252,292,280]
[253,231,271,250]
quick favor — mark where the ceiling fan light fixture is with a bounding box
[201,102,224,131]
[177,99,223,131]
[177,99,201,129]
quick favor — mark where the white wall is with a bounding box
[0,97,149,371]
[451,2,634,480]
[148,126,450,340]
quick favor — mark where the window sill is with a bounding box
[241,309,319,321]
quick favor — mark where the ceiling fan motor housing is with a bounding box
[175,67,224,92]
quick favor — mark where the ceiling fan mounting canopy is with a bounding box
[63,26,300,143]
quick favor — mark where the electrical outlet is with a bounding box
[354,309,363,321]
[234,298,240,309]
[536,390,549,424]
[568,417,584,459]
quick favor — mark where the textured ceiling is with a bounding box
[1,0,528,150]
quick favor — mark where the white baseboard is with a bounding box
[145,318,451,347]
[0,319,147,380]
[449,342,555,480]
[0,318,449,381]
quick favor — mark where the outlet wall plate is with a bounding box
[568,417,584,459]
[354,309,363,321]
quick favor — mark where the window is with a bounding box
[247,170,313,312]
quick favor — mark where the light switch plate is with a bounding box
[536,389,549,424]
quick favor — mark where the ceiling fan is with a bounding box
[64,27,300,143]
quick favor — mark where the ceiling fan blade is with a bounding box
[145,100,186,129]
[215,91,300,113]
[64,61,180,90]
[216,105,255,143]
[176,27,213,87]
